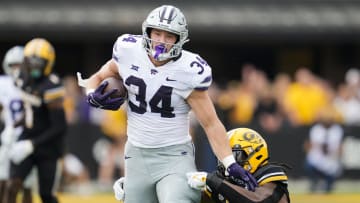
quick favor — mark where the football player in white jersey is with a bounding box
[0,46,33,203]
[78,5,257,203]
[0,46,24,201]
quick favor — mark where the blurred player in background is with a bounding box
[78,4,257,203]
[0,46,34,203]
[304,105,344,193]
[4,38,67,203]
[186,128,291,203]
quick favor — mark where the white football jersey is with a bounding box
[0,76,24,140]
[112,34,212,148]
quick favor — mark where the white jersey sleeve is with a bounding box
[112,34,143,71]
[170,51,213,98]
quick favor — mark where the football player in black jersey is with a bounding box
[3,38,67,203]
[187,128,291,203]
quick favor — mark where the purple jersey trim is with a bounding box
[194,87,209,91]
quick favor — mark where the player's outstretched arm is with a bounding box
[187,90,232,162]
[187,90,258,191]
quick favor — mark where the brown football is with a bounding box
[101,77,127,98]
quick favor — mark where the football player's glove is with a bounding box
[87,81,124,110]
[186,171,208,191]
[9,140,34,164]
[227,162,258,191]
[113,177,125,201]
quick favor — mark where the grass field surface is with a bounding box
[30,192,360,203]
[28,179,360,203]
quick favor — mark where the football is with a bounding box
[101,77,127,98]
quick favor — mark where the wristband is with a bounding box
[222,154,236,169]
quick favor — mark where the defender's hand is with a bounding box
[113,177,125,201]
[186,171,208,190]
[227,163,258,191]
[87,81,124,110]
[9,140,34,164]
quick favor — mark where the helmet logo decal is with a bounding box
[159,6,177,24]
[243,132,263,144]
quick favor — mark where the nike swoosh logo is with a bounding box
[124,156,132,159]
[166,77,176,81]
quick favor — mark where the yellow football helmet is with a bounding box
[227,128,269,173]
[23,38,55,78]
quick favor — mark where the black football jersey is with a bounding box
[205,164,290,203]
[18,74,67,158]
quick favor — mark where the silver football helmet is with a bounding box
[142,5,189,61]
[2,46,24,79]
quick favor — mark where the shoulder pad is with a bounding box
[43,86,65,104]
[116,34,142,49]
[176,52,213,91]
[254,164,289,186]
[43,74,65,103]
[112,34,142,63]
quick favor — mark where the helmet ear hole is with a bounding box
[256,155,263,160]
[146,28,152,37]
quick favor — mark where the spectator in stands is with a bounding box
[227,64,259,127]
[283,67,329,126]
[345,68,360,98]
[333,68,360,126]
[333,83,360,126]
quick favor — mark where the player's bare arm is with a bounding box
[80,59,119,90]
[187,89,233,161]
